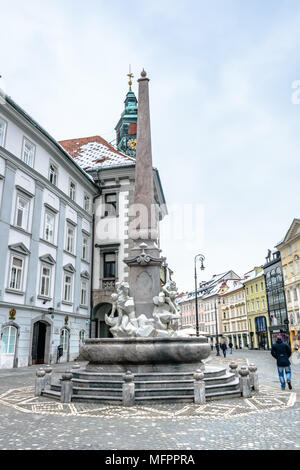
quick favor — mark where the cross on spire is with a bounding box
[127,64,134,90]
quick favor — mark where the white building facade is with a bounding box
[0,92,98,368]
[58,136,167,338]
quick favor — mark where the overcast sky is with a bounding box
[1,0,300,291]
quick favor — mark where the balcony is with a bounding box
[102,279,116,290]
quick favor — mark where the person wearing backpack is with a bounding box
[271,337,292,390]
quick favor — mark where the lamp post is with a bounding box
[214,300,220,356]
[194,254,205,337]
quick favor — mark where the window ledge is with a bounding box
[5,288,25,296]
[81,258,90,264]
[61,300,73,306]
[10,225,32,236]
[63,250,76,258]
[40,238,57,249]
[79,305,88,310]
[37,295,52,301]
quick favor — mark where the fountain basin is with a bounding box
[79,336,211,373]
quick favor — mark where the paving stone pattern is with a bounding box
[0,350,299,450]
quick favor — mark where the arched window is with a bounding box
[60,328,69,352]
[79,330,85,343]
[1,326,17,354]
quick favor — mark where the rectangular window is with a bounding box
[255,284,258,293]
[290,263,295,277]
[40,265,51,297]
[9,256,24,290]
[44,211,55,243]
[82,236,88,260]
[63,274,72,302]
[294,288,298,301]
[69,180,76,201]
[65,225,75,254]
[104,253,116,278]
[84,194,91,212]
[104,193,117,217]
[81,280,87,306]
[22,138,35,167]
[15,194,30,230]
[261,281,264,290]
[0,118,7,146]
[49,163,58,185]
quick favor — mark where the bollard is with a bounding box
[239,366,251,398]
[248,363,259,391]
[60,369,73,403]
[35,368,46,396]
[44,364,53,389]
[71,362,81,370]
[193,370,206,405]
[229,361,239,378]
[122,371,135,407]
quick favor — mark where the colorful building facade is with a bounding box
[244,267,271,350]
[276,219,300,351]
[219,279,249,348]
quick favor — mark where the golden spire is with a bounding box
[127,64,134,90]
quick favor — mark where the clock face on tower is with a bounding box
[127,139,136,150]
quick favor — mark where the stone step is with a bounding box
[72,378,123,389]
[72,387,122,397]
[42,390,61,400]
[73,367,227,383]
[206,390,241,401]
[71,395,122,404]
[135,387,194,398]
[135,395,194,404]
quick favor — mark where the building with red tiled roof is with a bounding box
[59,135,135,171]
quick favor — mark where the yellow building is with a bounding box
[276,219,300,351]
[244,267,271,350]
[219,279,249,348]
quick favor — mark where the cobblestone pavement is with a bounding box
[0,350,299,450]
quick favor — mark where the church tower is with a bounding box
[115,69,138,158]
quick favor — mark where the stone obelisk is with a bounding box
[125,70,163,319]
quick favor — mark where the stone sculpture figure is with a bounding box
[105,282,138,337]
[152,280,181,337]
[105,279,181,338]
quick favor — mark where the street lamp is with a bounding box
[214,300,220,356]
[194,253,205,337]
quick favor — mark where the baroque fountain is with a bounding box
[40,71,242,404]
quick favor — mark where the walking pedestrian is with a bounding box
[271,337,292,390]
[220,342,227,358]
[228,342,233,354]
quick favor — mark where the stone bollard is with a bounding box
[229,361,238,378]
[193,370,206,405]
[71,362,81,370]
[238,366,251,398]
[44,364,53,390]
[248,363,259,391]
[35,368,46,396]
[122,371,135,407]
[60,369,73,403]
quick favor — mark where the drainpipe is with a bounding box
[89,169,102,338]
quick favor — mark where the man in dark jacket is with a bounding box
[220,342,227,358]
[271,337,292,390]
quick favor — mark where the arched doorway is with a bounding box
[0,322,19,368]
[31,320,51,365]
[92,303,113,338]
